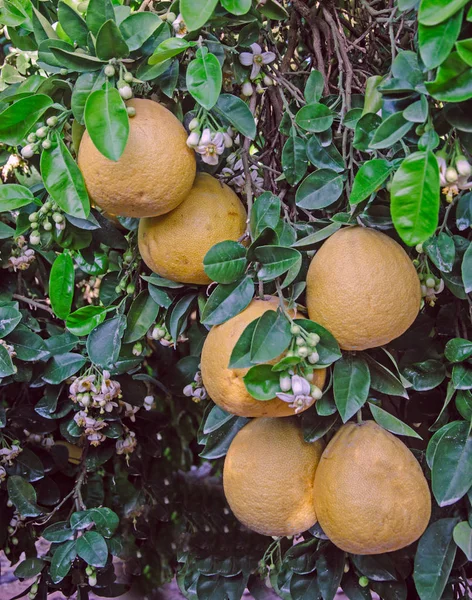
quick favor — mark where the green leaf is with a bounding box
[316,545,345,600]
[40,132,90,219]
[123,291,159,343]
[456,38,472,67]
[0,222,14,239]
[250,310,291,363]
[84,87,129,161]
[453,521,472,560]
[49,252,74,319]
[147,285,171,308]
[86,0,115,36]
[228,317,259,369]
[7,329,47,362]
[186,51,222,110]
[426,53,472,102]
[50,46,106,72]
[292,223,342,250]
[66,306,107,336]
[57,2,89,47]
[201,276,254,326]
[50,540,77,584]
[413,519,457,600]
[432,420,472,506]
[306,136,344,173]
[282,137,308,186]
[402,359,446,391]
[86,314,127,368]
[0,94,53,145]
[368,403,422,439]
[462,242,472,293]
[445,338,472,362]
[250,192,280,238]
[296,169,344,209]
[293,319,341,367]
[220,0,251,15]
[418,0,468,26]
[89,507,119,537]
[424,232,455,273]
[295,103,334,133]
[71,71,107,125]
[366,356,408,398]
[43,353,86,384]
[350,159,392,205]
[418,10,463,69]
[427,421,458,469]
[0,305,22,337]
[243,364,280,400]
[452,363,472,389]
[304,70,324,103]
[333,355,371,422]
[403,96,429,123]
[369,112,413,149]
[0,344,15,377]
[0,183,36,211]
[76,530,108,567]
[7,476,42,517]
[180,0,218,31]
[199,413,249,459]
[168,294,196,342]
[353,113,382,151]
[43,521,74,542]
[119,12,161,52]
[214,94,256,139]
[148,38,192,65]
[391,151,440,246]
[255,246,302,282]
[95,19,129,61]
[14,558,45,579]
[290,573,321,600]
[203,241,247,284]
[302,411,339,443]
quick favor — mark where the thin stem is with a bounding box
[356,409,363,424]
[13,294,55,316]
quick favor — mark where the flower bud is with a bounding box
[425,277,435,288]
[132,341,143,356]
[127,106,136,117]
[27,133,37,143]
[42,139,51,150]
[144,395,154,406]
[126,282,135,294]
[35,127,47,139]
[183,384,193,397]
[30,222,39,230]
[263,75,273,86]
[242,81,253,97]
[85,566,94,576]
[46,116,58,127]
[223,132,233,148]
[415,243,423,254]
[60,68,68,76]
[446,166,458,183]
[307,333,320,346]
[420,284,428,297]
[29,212,38,222]
[189,118,199,131]
[105,64,115,77]
[456,156,472,178]
[279,374,291,392]
[290,324,301,335]
[43,220,52,231]
[292,375,310,396]
[295,336,305,346]
[297,346,309,358]
[118,84,133,100]
[29,233,41,245]
[308,351,319,364]
[359,576,369,588]
[88,576,97,587]
[311,385,322,400]
[166,11,176,21]
[186,131,201,147]
[81,393,91,407]
[52,212,63,223]
[21,145,35,158]
[256,83,264,94]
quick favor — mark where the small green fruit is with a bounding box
[359,576,369,588]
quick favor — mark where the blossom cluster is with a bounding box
[219,152,264,194]
[6,236,35,271]
[187,126,234,165]
[277,373,323,414]
[69,371,122,414]
[183,370,207,403]
[437,153,472,203]
[0,443,22,480]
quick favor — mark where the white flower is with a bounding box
[291,375,311,396]
[143,395,154,411]
[276,391,313,414]
[172,14,187,37]
[183,384,194,397]
[196,128,225,166]
[186,131,201,148]
[239,43,276,80]
[119,85,133,100]
[116,432,137,455]
[193,387,207,400]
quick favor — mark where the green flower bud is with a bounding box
[290,324,301,335]
[43,220,52,231]
[132,341,143,356]
[415,243,423,254]
[35,127,47,139]
[297,346,309,358]
[46,116,58,127]
[30,222,39,230]
[115,285,122,294]
[28,212,38,222]
[85,565,94,576]
[295,336,305,346]
[166,11,176,21]
[119,278,127,289]
[124,71,133,83]
[104,65,115,77]
[41,139,52,150]
[307,333,320,346]
[127,106,136,117]
[123,251,133,264]
[60,68,68,76]
[358,576,369,588]
[11,537,18,545]
[126,283,135,294]
[425,277,435,288]
[52,212,64,223]
[27,133,37,143]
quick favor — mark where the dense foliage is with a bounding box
[0,0,472,598]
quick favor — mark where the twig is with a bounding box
[243,93,258,239]
[13,294,54,316]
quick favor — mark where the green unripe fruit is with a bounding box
[126,283,135,294]
[123,251,133,264]
[133,341,143,355]
[42,139,52,150]
[124,72,133,83]
[359,576,369,588]
[104,65,115,77]
[11,537,18,545]
[85,565,94,576]
[290,324,301,335]
[115,285,122,294]
[119,279,127,289]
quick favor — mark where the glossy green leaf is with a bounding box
[86,0,115,36]
[147,285,171,308]
[369,112,413,149]
[49,252,74,319]
[186,50,222,110]
[180,0,218,31]
[418,10,463,69]
[293,319,341,367]
[43,521,74,542]
[243,364,280,400]
[282,136,308,185]
[306,136,344,173]
[304,70,324,103]
[255,246,301,282]
[43,353,86,384]
[201,276,254,326]
[89,507,119,537]
[71,71,107,125]
[445,337,472,362]
[453,521,472,560]
[350,159,392,205]
[228,317,259,369]
[7,329,47,361]
[203,241,247,284]
[76,531,108,567]
[148,38,192,65]
[0,184,36,211]
[296,169,344,209]
[363,75,384,115]
[462,241,472,293]
[86,315,127,368]
[57,2,88,47]
[123,291,159,343]
[418,0,468,26]
[199,415,249,459]
[7,475,42,517]
[391,151,440,246]
[427,421,459,469]
[119,12,160,51]
[167,294,196,343]
[369,403,422,439]
[452,363,472,389]
[0,305,22,337]
[50,46,106,72]
[413,519,457,600]
[95,19,129,60]
[250,310,291,363]
[0,343,16,377]
[295,103,334,133]
[250,192,280,238]
[302,411,339,443]
[426,53,472,102]
[84,87,129,161]
[14,558,45,579]
[333,355,371,422]
[403,96,429,123]
[292,223,342,249]
[66,305,107,336]
[367,356,408,398]
[316,545,345,600]
[402,359,446,391]
[40,132,90,219]
[220,0,251,15]
[215,94,256,139]
[50,540,77,584]
[0,94,53,145]
[424,232,455,273]
[353,113,382,151]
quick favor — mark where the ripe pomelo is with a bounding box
[138,173,246,285]
[313,421,431,554]
[78,98,196,218]
[306,226,421,350]
[223,418,324,536]
[201,297,326,417]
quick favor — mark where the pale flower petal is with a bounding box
[200,128,212,145]
[261,51,276,64]
[250,43,262,55]
[239,52,254,66]
[250,63,261,80]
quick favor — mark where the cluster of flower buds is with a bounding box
[0,338,16,360]
[219,152,264,194]
[28,200,65,245]
[418,273,444,307]
[24,430,54,448]
[104,63,137,111]
[69,371,122,414]
[150,322,176,347]
[239,43,276,97]
[437,152,472,203]
[21,116,59,159]
[288,323,321,364]
[7,235,35,271]
[183,370,207,402]
[116,430,137,456]
[85,565,97,588]
[186,122,235,165]
[0,442,22,466]
[277,372,323,414]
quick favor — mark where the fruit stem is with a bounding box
[356,410,363,424]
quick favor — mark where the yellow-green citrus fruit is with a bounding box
[138,173,246,284]
[306,226,421,351]
[201,297,327,417]
[313,421,431,555]
[78,98,196,218]
[223,418,324,536]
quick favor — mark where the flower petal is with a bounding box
[276,392,295,403]
[239,52,254,66]
[261,51,276,64]
[213,132,224,145]
[250,63,261,80]
[250,43,262,55]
